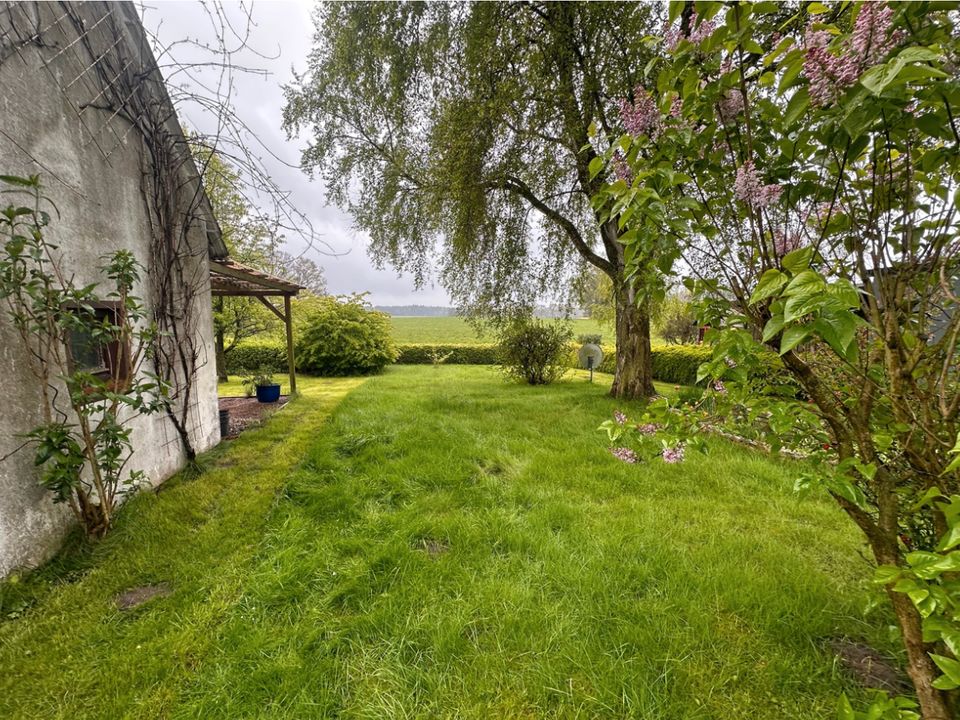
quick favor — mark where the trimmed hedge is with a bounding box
[225,342,288,375]
[395,343,499,365]
[651,344,713,384]
[225,339,784,388]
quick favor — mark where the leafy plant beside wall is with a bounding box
[0,175,166,537]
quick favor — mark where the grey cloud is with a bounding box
[142,0,450,306]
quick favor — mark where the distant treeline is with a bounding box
[376,304,588,318]
[375,305,457,317]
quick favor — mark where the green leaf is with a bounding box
[937,524,960,552]
[807,2,830,14]
[749,269,788,305]
[835,694,855,720]
[780,324,810,354]
[761,314,786,343]
[943,433,960,475]
[781,246,814,274]
[784,269,824,298]
[588,156,605,180]
[931,654,960,687]
[784,88,810,127]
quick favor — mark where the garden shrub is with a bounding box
[497,319,572,385]
[296,294,397,376]
[654,294,698,344]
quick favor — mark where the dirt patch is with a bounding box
[115,583,171,610]
[414,538,450,558]
[219,396,289,438]
[827,638,909,692]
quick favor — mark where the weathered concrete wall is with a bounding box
[0,3,221,577]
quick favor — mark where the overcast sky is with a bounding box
[141,0,451,306]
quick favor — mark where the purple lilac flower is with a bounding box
[689,12,716,44]
[734,161,781,209]
[851,2,897,66]
[663,11,715,51]
[713,380,727,394]
[662,444,686,464]
[772,230,802,257]
[614,409,627,425]
[617,85,661,138]
[611,447,639,464]
[611,152,633,185]
[803,3,901,108]
[669,96,683,119]
[636,423,660,435]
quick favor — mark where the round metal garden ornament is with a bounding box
[577,343,603,382]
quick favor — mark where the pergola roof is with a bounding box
[210,259,302,297]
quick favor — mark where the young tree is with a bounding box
[195,147,285,379]
[599,2,960,716]
[269,250,327,295]
[283,1,665,398]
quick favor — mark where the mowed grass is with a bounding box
[390,315,610,344]
[0,367,888,718]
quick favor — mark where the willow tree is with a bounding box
[284,1,661,398]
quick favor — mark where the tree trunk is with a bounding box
[610,280,655,399]
[215,328,227,382]
[887,587,955,719]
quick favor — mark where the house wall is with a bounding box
[0,3,221,577]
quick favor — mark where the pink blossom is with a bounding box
[617,86,661,137]
[669,96,683,119]
[662,444,686,464]
[689,12,716,44]
[636,423,660,435]
[852,2,897,66]
[734,161,781,209]
[772,230,802,257]
[614,409,627,425]
[611,152,633,185]
[803,3,901,107]
[757,184,783,208]
[713,380,727,394]
[611,447,638,464]
[663,11,715,51]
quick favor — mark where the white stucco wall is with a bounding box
[0,2,221,577]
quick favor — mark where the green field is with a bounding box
[1,367,885,718]
[389,315,610,344]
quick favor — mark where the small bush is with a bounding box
[576,333,603,345]
[297,294,397,376]
[497,319,573,385]
[654,294,699,344]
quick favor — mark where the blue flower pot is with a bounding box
[255,383,281,403]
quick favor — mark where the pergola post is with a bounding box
[284,294,297,395]
[208,259,303,395]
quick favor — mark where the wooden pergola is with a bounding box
[209,259,303,393]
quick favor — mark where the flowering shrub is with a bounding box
[592,2,960,717]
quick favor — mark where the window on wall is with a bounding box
[65,304,131,386]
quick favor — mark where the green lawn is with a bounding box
[0,367,887,718]
[390,315,610,344]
